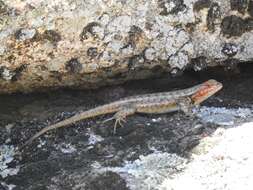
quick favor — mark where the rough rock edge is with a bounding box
[0,0,253,93]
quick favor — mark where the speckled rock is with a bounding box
[0,0,253,93]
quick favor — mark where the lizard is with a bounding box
[21,79,222,148]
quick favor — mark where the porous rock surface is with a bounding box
[0,0,253,93]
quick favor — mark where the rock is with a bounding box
[0,0,253,93]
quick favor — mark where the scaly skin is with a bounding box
[22,79,222,147]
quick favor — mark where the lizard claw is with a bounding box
[103,115,126,134]
[113,117,127,134]
[102,115,126,123]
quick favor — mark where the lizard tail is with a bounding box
[20,115,85,149]
[20,104,119,149]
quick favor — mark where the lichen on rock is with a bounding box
[0,0,252,93]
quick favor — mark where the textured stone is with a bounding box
[0,0,253,93]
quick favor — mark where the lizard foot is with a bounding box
[102,114,126,134]
[103,107,136,134]
[113,116,126,134]
[177,97,195,117]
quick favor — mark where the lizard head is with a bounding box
[191,79,223,105]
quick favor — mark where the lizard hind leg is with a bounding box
[103,107,136,134]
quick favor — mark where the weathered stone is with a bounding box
[0,0,253,93]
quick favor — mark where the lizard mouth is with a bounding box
[191,80,223,105]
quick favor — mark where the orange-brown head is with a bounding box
[191,79,223,105]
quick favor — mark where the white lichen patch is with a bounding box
[161,122,253,190]
[56,143,77,154]
[0,28,13,41]
[37,138,46,148]
[195,106,252,125]
[239,33,253,61]
[92,25,105,39]
[166,30,191,53]
[164,1,178,13]
[144,47,156,61]
[100,152,187,190]
[88,132,104,145]
[107,15,132,33]
[0,145,19,178]
[16,28,36,41]
[99,13,110,26]
[1,182,16,190]
[169,52,189,69]
[193,32,224,59]
[151,117,162,123]
[107,40,124,54]
[0,68,15,81]
[148,28,192,69]
[0,45,7,55]
[121,45,134,56]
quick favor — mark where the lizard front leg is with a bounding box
[103,106,136,133]
[177,97,196,116]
